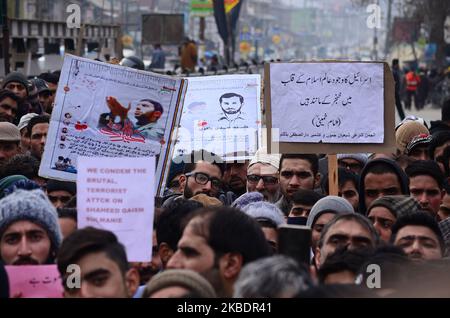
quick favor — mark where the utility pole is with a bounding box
[384,0,393,59]
[125,0,129,34]
[1,0,10,74]
[199,17,205,41]
[76,25,85,57]
[111,0,114,24]
[373,26,378,60]
[98,0,105,59]
[372,0,379,60]
[225,12,232,66]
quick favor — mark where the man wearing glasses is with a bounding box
[246,148,281,203]
[177,150,224,200]
[337,153,368,175]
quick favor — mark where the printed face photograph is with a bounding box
[219,93,244,115]
[134,99,163,123]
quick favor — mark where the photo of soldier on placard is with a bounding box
[98,96,165,142]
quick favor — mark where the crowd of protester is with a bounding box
[0,62,450,299]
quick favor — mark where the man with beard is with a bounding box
[134,99,165,141]
[0,122,22,167]
[222,160,249,198]
[392,212,445,261]
[166,206,271,297]
[162,150,224,208]
[0,189,62,265]
[246,147,281,203]
[276,154,320,216]
[218,93,245,128]
[27,115,49,161]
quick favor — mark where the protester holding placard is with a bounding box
[2,56,450,300]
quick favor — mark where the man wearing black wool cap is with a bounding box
[46,179,76,209]
[405,160,445,218]
[2,71,30,100]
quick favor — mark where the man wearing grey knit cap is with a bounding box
[242,201,286,252]
[2,71,30,100]
[0,189,62,265]
[337,153,368,175]
[367,195,421,243]
[307,196,354,251]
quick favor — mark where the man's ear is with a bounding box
[314,247,322,270]
[125,267,140,297]
[158,242,174,268]
[153,111,162,119]
[219,253,243,280]
[309,264,318,285]
[314,173,321,188]
[179,174,187,190]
